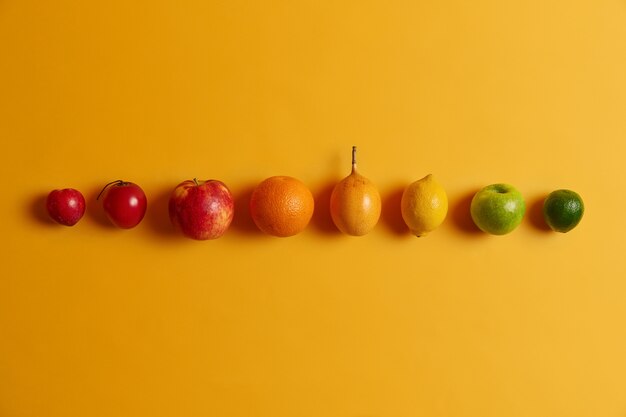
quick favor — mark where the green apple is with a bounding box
[470,184,525,235]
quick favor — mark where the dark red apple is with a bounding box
[46,188,86,226]
[97,180,147,229]
[169,179,234,240]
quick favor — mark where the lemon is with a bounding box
[401,174,448,237]
[543,189,584,233]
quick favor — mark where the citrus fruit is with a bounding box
[330,146,381,236]
[249,176,314,237]
[400,174,448,237]
[543,189,584,233]
[470,183,525,235]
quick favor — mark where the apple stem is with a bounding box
[351,145,357,172]
[96,180,124,200]
[193,178,199,186]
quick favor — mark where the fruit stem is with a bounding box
[193,178,199,186]
[351,145,357,172]
[96,180,124,200]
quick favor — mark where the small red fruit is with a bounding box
[46,188,86,226]
[169,178,234,240]
[97,180,147,229]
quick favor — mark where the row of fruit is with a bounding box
[44,147,584,238]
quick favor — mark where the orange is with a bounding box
[249,176,315,237]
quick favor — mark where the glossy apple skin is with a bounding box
[101,182,147,229]
[470,183,525,235]
[169,179,234,240]
[46,188,86,226]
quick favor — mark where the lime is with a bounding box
[543,189,584,233]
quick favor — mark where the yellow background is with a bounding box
[1,1,626,416]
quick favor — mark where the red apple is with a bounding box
[169,179,234,240]
[97,180,147,229]
[46,188,86,226]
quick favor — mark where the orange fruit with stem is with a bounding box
[330,146,381,236]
